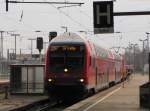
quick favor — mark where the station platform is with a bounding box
[64,74,149,111]
[0,95,48,111]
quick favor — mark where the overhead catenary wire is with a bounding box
[43,0,91,32]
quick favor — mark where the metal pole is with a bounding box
[10,34,20,59]
[28,38,36,58]
[133,46,135,74]
[149,53,150,82]
[0,31,4,59]
[139,39,148,75]
[31,40,33,57]
[146,32,149,53]
[7,49,9,60]
[15,35,16,59]
[20,48,21,59]
[130,43,138,74]
[129,42,131,66]
[66,27,68,32]
[61,26,68,32]
[142,41,145,75]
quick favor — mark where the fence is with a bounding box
[0,60,10,75]
[10,64,45,94]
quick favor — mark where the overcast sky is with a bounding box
[1,0,150,57]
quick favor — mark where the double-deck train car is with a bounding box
[45,33,125,100]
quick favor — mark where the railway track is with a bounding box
[27,101,58,111]
[26,101,77,111]
[23,98,80,111]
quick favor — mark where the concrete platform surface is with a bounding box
[0,95,48,111]
[64,74,149,111]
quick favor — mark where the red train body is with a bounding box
[45,33,125,99]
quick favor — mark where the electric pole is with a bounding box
[146,32,150,53]
[10,33,20,59]
[131,43,138,74]
[139,39,148,75]
[28,38,36,58]
[0,31,4,59]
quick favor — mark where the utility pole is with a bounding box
[139,39,148,75]
[131,43,138,74]
[10,33,20,59]
[128,42,132,66]
[28,38,36,58]
[146,32,150,66]
[0,31,4,59]
[146,32,150,53]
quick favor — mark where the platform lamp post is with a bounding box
[115,31,122,46]
[128,42,132,66]
[0,31,5,59]
[10,33,20,59]
[146,34,150,105]
[130,43,138,74]
[139,39,148,75]
[61,26,68,32]
[146,32,150,53]
[28,38,36,58]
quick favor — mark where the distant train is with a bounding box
[45,33,126,100]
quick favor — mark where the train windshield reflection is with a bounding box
[49,45,85,73]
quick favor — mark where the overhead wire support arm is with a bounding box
[6,0,84,11]
[8,1,84,4]
[114,11,150,16]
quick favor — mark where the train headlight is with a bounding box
[79,78,84,83]
[48,78,52,82]
[64,68,68,72]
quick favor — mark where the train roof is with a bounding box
[49,32,122,60]
[50,33,85,45]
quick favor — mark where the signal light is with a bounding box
[36,37,43,52]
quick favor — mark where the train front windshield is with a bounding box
[49,44,85,73]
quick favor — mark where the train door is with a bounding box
[115,62,121,83]
[103,65,109,87]
[103,64,109,88]
[115,68,117,83]
[95,67,102,90]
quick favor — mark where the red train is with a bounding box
[45,33,126,100]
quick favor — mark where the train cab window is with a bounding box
[49,44,85,73]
